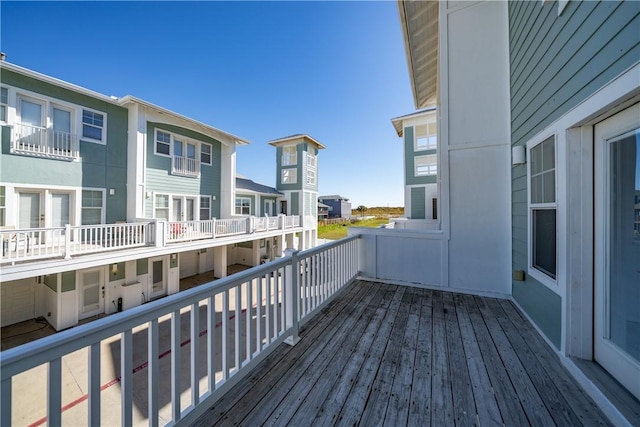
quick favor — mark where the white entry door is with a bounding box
[80,268,105,319]
[19,192,42,229]
[594,103,640,400]
[150,257,167,299]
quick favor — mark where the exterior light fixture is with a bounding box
[512,146,526,166]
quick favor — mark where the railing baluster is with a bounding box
[171,310,181,422]
[265,275,271,344]
[246,279,253,363]
[222,291,229,380]
[273,272,279,337]
[256,275,263,353]
[235,285,241,370]
[121,329,133,427]
[148,319,159,427]
[88,342,101,425]
[207,296,216,392]
[48,358,62,427]
[191,302,200,406]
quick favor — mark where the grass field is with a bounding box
[318,217,391,240]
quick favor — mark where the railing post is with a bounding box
[247,216,253,234]
[64,224,72,259]
[154,220,165,248]
[212,218,217,239]
[280,214,285,230]
[284,248,300,346]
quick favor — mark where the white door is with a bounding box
[19,192,42,229]
[172,197,182,221]
[594,103,640,400]
[150,257,167,299]
[51,193,70,227]
[80,268,104,319]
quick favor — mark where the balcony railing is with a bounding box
[0,236,359,426]
[171,155,200,177]
[1,215,302,264]
[12,123,79,160]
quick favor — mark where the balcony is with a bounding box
[12,123,79,161]
[171,155,200,177]
[0,215,301,269]
[0,235,620,426]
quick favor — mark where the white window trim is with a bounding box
[81,188,106,225]
[154,128,210,164]
[306,169,316,185]
[201,142,212,166]
[154,129,172,158]
[153,193,170,220]
[200,195,211,220]
[527,133,558,289]
[282,145,297,166]
[81,107,107,145]
[414,154,437,176]
[282,168,298,184]
[414,122,437,152]
[0,86,9,124]
[235,197,251,216]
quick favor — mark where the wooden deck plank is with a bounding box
[383,286,423,426]
[499,299,614,426]
[462,293,530,426]
[358,286,413,426]
[244,282,384,426]
[192,283,613,427]
[431,290,455,426]
[197,280,370,427]
[407,289,433,427]
[332,286,407,427]
[453,294,502,426]
[265,295,379,426]
[289,283,399,425]
[474,295,556,425]
[443,292,478,427]
[308,285,398,426]
[485,297,584,426]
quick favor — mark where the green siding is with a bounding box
[275,145,303,191]
[0,69,128,223]
[404,126,437,185]
[291,192,300,215]
[411,187,426,219]
[137,258,148,275]
[509,0,639,348]
[513,279,562,349]
[145,122,222,218]
[61,271,76,292]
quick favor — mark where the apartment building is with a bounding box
[0,61,320,331]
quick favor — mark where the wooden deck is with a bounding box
[193,280,611,426]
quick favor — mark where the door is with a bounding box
[594,103,640,400]
[150,257,167,299]
[264,200,275,216]
[172,197,182,221]
[19,192,42,229]
[19,98,44,147]
[51,193,70,227]
[80,268,104,319]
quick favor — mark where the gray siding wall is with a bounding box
[509,0,640,349]
[411,187,426,219]
[404,126,437,185]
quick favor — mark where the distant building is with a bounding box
[317,202,329,221]
[318,195,351,219]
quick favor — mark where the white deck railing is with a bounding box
[171,155,200,177]
[1,215,302,264]
[0,236,359,426]
[12,123,79,160]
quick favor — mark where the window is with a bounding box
[415,155,437,176]
[306,169,316,185]
[0,186,5,226]
[0,87,7,122]
[306,152,317,168]
[201,143,212,165]
[154,194,169,220]
[82,109,105,142]
[282,146,297,166]
[415,121,437,151]
[156,130,171,155]
[81,190,103,225]
[235,197,251,215]
[529,136,556,280]
[282,168,297,184]
[200,196,211,220]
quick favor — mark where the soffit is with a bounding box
[398,1,439,109]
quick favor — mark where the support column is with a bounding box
[213,245,228,278]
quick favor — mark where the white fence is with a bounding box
[0,236,359,426]
[1,215,302,264]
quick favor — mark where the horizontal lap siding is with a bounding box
[509,0,640,349]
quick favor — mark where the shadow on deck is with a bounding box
[193,280,611,426]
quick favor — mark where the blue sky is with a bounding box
[1,1,415,207]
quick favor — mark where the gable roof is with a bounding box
[268,134,326,150]
[390,107,437,137]
[236,176,282,196]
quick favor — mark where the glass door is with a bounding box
[80,268,104,319]
[19,192,41,229]
[594,103,640,400]
[150,258,167,298]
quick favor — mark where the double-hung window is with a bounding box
[201,143,212,165]
[529,136,556,280]
[235,197,251,215]
[154,194,169,220]
[200,196,211,220]
[0,87,7,122]
[306,169,316,185]
[415,154,437,176]
[156,130,171,155]
[81,190,103,225]
[82,109,105,143]
[415,120,437,151]
[282,146,297,166]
